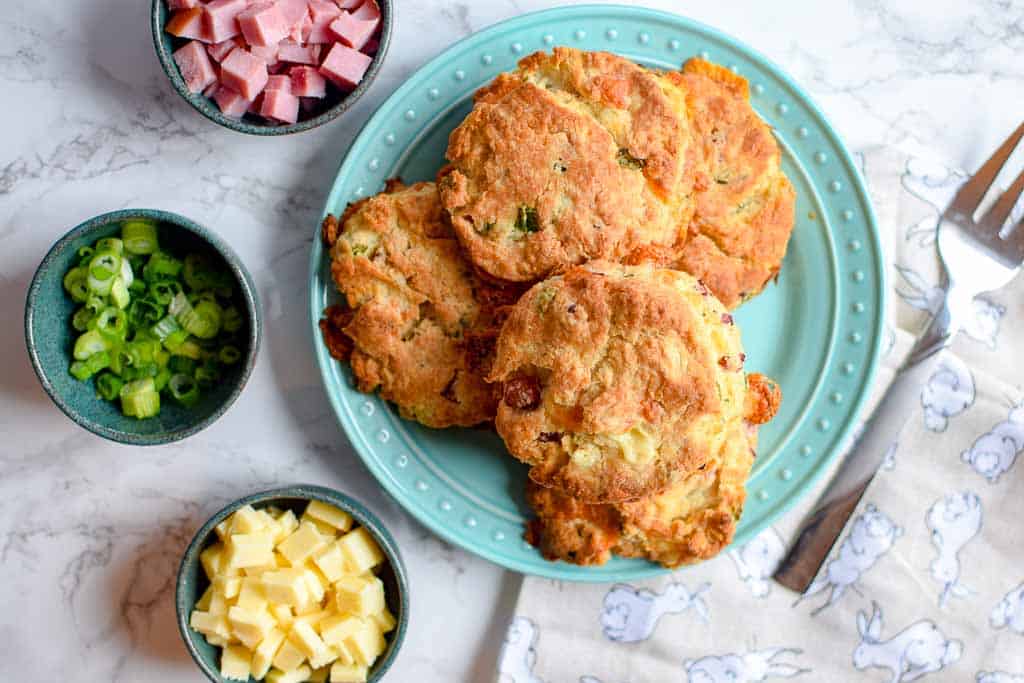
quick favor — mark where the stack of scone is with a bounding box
[320,48,794,569]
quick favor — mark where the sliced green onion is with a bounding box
[76,246,95,265]
[218,345,241,365]
[222,306,242,333]
[128,278,146,296]
[87,252,122,295]
[143,251,183,282]
[151,315,181,342]
[110,278,130,309]
[168,373,200,406]
[95,237,123,256]
[128,254,146,277]
[168,355,196,375]
[63,267,90,302]
[69,350,110,380]
[72,306,95,332]
[195,362,220,389]
[95,372,124,401]
[122,220,158,255]
[177,298,222,339]
[127,298,164,329]
[154,367,172,392]
[183,254,219,291]
[73,330,109,361]
[94,306,128,341]
[120,378,160,419]
[119,258,134,288]
[148,280,181,305]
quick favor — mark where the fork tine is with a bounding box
[948,121,1024,217]
[981,166,1024,233]
[1007,215,1024,260]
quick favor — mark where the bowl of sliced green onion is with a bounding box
[25,209,262,445]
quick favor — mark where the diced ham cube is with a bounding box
[307,0,342,24]
[306,21,335,44]
[214,86,250,118]
[266,74,292,93]
[168,0,199,9]
[202,78,221,98]
[173,41,218,93]
[319,42,372,89]
[328,12,377,50]
[351,0,380,22]
[362,37,379,56]
[289,12,313,42]
[220,48,269,100]
[278,41,320,65]
[261,88,300,124]
[279,0,310,25]
[238,2,290,47]
[207,39,241,62]
[203,0,248,43]
[334,0,362,9]
[248,92,265,114]
[166,8,205,40]
[249,43,279,65]
[290,66,326,97]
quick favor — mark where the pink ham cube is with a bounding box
[238,2,290,47]
[261,88,300,124]
[214,86,250,118]
[207,39,241,62]
[328,12,377,50]
[202,78,221,98]
[220,48,269,100]
[203,0,247,43]
[249,43,279,66]
[168,0,199,10]
[290,66,326,97]
[166,8,205,40]
[173,41,217,93]
[289,12,312,42]
[266,74,292,92]
[278,41,320,65]
[334,0,362,9]
[279,0,310,25]
[307,0,342,24]
[319,42,372,89]
[351,0,380,22]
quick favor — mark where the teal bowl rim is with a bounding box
[175,485,410,683]
[24,208,262,446]
[150,0,394,136]
[307,4,887,580]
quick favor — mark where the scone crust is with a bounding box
[439,48,696,282]
[524,480,622,566]
[490,261,748,503]
[659,58,796,309]
[328,181,501,428]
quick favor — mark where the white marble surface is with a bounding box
[2,1,1023,681]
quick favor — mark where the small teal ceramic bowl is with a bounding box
[176,485,409,683]
[151,0,393,135]
[25,209,262,446]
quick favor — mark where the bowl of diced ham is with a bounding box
[152,0,391,134]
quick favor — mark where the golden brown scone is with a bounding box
[489,261,749,503]
[327,180,510,428]
[655,58,796,309]
[525,375,781,568]
[439,48,697,283]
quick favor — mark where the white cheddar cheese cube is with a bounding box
[304,568,327,603]
[228,605,276,650]
[293,609,331,630]
[272,636,308,671]
[302,514,339,537]
[220,644,252,681]
[305,501,354,532]
[312,543,347,583]
[231,505,268,534]
[214,519,233,542]
[206,633,230,647]
[333,576,385,617]
[344,621,385,667]
[271,603,294,628]
[309,666,330,683]
[319,615,364,650]
[336,528,384,575]
[200,544,224,580]
[236,577,268,612]
[191,611,232,640]
[276,509,299,537]
[278,522,328,567]
[291,621,331,662]
[208,589,229,616]
[267,665,312,683]
[371,608,396,633]
[330,661,368,682]
[196,586,214,612]
[262,568,310,608]
[251,626,287,679]
[213,575,242,600]
[226,531,276,569]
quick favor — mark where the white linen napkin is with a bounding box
[495,141,1024,682]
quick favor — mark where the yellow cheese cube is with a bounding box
[302,514,339,537]
[305,501,354,532]
[278,522,328,567]
[290,621,331,661]
[304,568,328,603]
[226,531,276,569]
[236,577,268,612]
[231,505,269,534]
[333,576,385,617]
[319,615,364,649]
[243,558,280,577]
[196,586,214,612]
[276,509,299,536]
[371,608,396,634]
[251,626,287,679]
[206,633,230,647]
[213,575,242,600]
[228,605,276,650]
[190,611,232,640]
[344,622,385,667]
[271,603,294,628]
[293,609,331,630]
[200,544,224,580]
[208,589,229,616]
[262,568,310,608]
[272,636,307,671]
[267,665,312,683]
[220,644,252,681]
[330,661,368,683]
[336,528,384,574]
[214,519,233,542]
[309,666,330,683]
[312,543,347,583]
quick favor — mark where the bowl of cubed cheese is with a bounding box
[176,485,409,683]
[152,0,392,135]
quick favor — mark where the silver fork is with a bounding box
[774,122,1024,593]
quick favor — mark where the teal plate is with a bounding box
[308,5,885,582]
